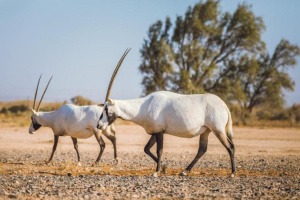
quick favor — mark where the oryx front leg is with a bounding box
[71,137,81,166]
[180,129,210,176]
[144,133,166,177]
[155,133,164,176]
[144,135,158,163]
[46,135,59,165]
[147,133,164,177]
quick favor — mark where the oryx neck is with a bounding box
[36,111,55,128]
[115,98,145,121]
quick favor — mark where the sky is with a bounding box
[0,0,299,106]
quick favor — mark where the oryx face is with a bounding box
[29,110,41,134]
[97,103,117,130]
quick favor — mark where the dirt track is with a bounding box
[0,125,299,199]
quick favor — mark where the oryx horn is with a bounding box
[105,48,131,102]
[33,75,42,110]
[33,75,53,111]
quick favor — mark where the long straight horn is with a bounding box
[33,75,42,110]
[37,76,53,111]
[105,48,131,102]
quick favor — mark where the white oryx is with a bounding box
[29,74,123,166]
[97,49,235,177]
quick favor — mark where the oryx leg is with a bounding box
[144,135,158,163]
[46,135,59,165]
[213,129,235,178]
[180,129,210,176]
[92,130,106,166]
[102,128,118,164]
[144,133,166,176]
[71,137,81,166]
[154,133,164,176]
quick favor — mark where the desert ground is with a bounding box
[0,125,299,199]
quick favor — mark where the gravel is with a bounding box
[0,150,299,199]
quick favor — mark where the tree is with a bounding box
[71,96,93,106]
[139,17,173,95]
[232,40,300,113]
[139,0,299,122]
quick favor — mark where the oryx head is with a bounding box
[97,49,130,130]
[29,75,53,134]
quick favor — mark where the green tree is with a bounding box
[139,0,300,123]
[233,40,300,114]
[139,17,173,95]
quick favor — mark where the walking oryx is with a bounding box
[97,49,235,177]
[29,75,118,166]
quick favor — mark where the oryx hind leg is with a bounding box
[102,127,118,164]
[71,137,81,166]
[180,128,211,176]
[92,130,106,166]
[212,129,235,177]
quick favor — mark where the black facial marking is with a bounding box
[105,106,109,118]
[31,117,41,130]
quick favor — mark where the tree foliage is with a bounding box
[71,96,93,106]
[139,0,300,123]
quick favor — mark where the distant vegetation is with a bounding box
[71,95,94,106]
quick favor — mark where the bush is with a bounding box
[8,105,28,113]
[71,96,94,106]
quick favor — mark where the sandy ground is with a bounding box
[0,125,300,199]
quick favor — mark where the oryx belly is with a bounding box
[69,129,94,139]
[165,125,207,138]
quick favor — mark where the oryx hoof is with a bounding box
[179,170,188,176]
[230,173,235,178]
[152,172,159,177]
[45,161,51,166]
[77,162,82,167]
[91,162,99,167]
[113,158,120,165]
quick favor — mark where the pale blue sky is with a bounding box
[0,0,299,106]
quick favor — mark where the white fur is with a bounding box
[98,91,232,137]
[98,90,235,176]
[30,104,115,139]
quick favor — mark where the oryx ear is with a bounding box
[30,108,37,115]
[108,98,115,105]
[98,103,105,107]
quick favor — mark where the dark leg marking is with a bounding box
[106,135,117,160]
[155,133,164,173]
[71,137,80,162]
[214,130,235,177]
[94,134,106,163]
[144,135,158,163]
[47,135,59,164]
[183,129,210,175]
